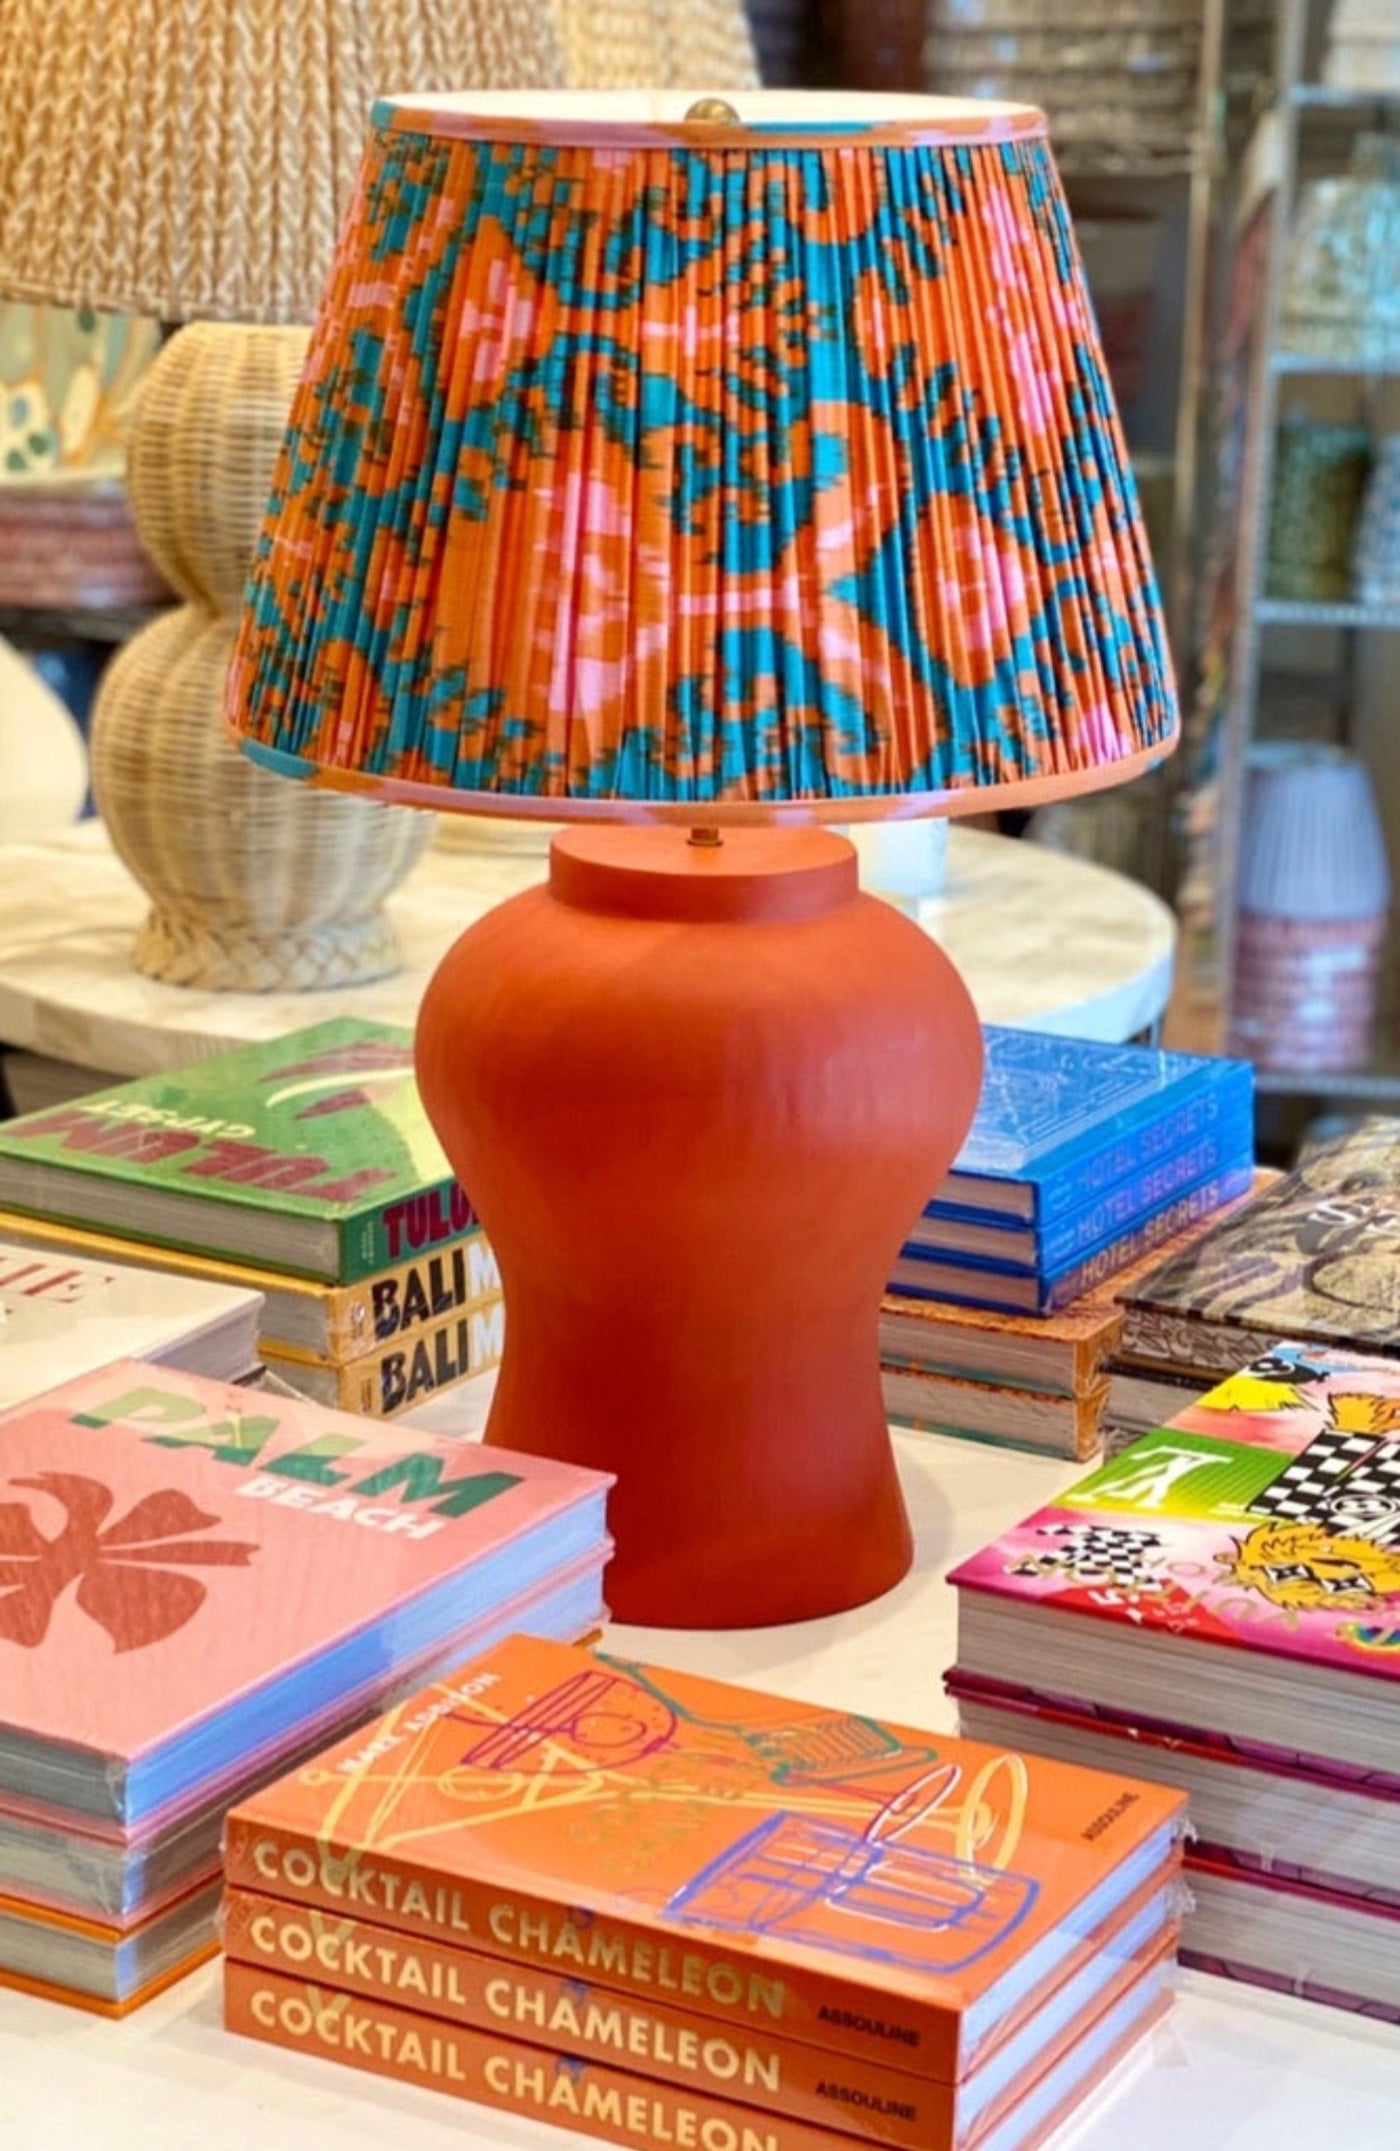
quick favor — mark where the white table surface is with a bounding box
[4,1410,1399,2148]
[0,820,1176,1080]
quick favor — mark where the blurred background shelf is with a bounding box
[1256,598,1400,628]
[1169,0,1400,1122]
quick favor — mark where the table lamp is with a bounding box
[228,92,1179,1627]
[0,0,566,988]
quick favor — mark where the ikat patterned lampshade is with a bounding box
[228,91,1179,823]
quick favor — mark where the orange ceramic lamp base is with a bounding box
[415,826,982,1629]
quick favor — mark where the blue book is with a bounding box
[890,1164,1257,1316]
[905,1101,1254,1276]
[930,1029,1254,1229]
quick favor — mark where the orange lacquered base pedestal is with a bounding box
[415,826,982,1628]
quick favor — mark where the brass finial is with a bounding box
[685,98,741,125]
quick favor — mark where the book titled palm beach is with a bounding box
[0,1359,612,2013]
[0,1020,473,1283]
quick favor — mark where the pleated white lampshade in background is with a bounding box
[0,0,571,988]
[1237,741,1391,922]
[1229,742,1391,1075]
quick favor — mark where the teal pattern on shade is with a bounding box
[227,97,1178,825]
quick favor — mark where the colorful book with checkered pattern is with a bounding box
[951,1340,1400,1784]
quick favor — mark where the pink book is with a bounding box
[1182,1855,1400,2027]
[950,1342,1400,1784]
[0,1360,611,1831]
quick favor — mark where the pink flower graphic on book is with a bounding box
[0,1472,257,1652]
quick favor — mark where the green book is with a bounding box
[0,1020,475,1283]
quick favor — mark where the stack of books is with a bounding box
[1100,1117,1398,1455]
[881,1029,1256,1459]
[223,1635,1186,2151]
[0,1363,611,2014]
[947,1343,1400,2022]
[0,1018,504,1419]
[0,1235,262,1402]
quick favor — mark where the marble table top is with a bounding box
[0,820,1176,1079]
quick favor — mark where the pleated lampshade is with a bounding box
[1230,742,1391,1076]
[1237,742,1391,923]
[228,91,1179,823]
[0,0,565,324]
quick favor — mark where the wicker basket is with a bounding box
[550,0,758,85]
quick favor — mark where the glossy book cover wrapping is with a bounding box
[0,1545,610,1931]
[225,1951,1174,2151]
[0,1361,612,1819]
[932,1029,1252,1226]
[0,1019,476,1282]
[949,1673,1400,1909]
[224,1636,1186,2084]
[951,1340,1400,1681]
[223,1866,1179,2151]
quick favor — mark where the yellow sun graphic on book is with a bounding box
[1198,1373,1307,1416]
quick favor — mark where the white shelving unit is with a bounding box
[1184,0,1400,1101]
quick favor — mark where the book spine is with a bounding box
[276,1299,506,1417]
[1113,1306,1292,1379]
[891,1168,1256,1319]
[938,1060,1253,1228]
[1039,1165,1257,1312]
[322,1232,503,1360]
[877,1324,1093,1396]
[224,1888,952,2151]
[224,1960,868,2151]
[1033,1112,1254,1274]
[221,1817,962,2080]
[341,1174,479,1283]
[1029,1063,1252,1225]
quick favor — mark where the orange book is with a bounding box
[224,1947,1173,2151]
[224,1637,1186,2084]
[224,1857,1178,2151]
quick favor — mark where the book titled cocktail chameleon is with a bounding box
[224,1636,1186,2087]
[0,1020,474,1282]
